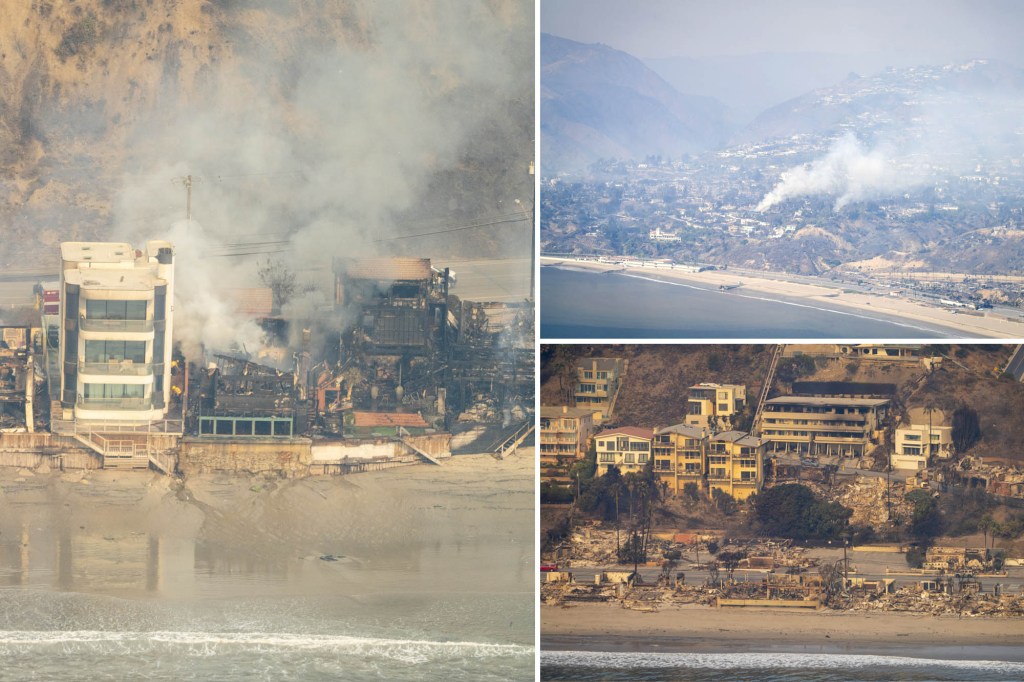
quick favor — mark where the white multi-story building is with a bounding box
[892,408,953,470]
[58,241,174,424]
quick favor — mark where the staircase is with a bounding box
[752,344,785,436]
[73,432,150,469]
[71,431,175,473]
[493,421,534,460]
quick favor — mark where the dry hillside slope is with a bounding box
[0,0,533,268]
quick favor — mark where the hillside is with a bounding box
[541,344,1024,462]
[540,33,732,173]
[540,345,773,429]
[736,59,1024,149]
[0,0,534,270]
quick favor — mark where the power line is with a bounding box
[372,213,528,242]
[203,211,530,256]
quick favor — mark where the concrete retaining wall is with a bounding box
[0,431,61,453]
[179,437,313,477]
[0,432,101,470]
[311,434,452,463]
[0,450,100,470]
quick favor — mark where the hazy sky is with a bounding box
[541,0,1024,66]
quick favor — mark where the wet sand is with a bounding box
[542,257,1024,339]
[0,454,535,680]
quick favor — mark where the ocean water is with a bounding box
[541,650,1024,681]
[0,461,535,681]
[0,591,532,681]
[540,266,963,339]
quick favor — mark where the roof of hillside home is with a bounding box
[711,430,762,447]
[594,426,653,440]
[541,406,599,419]
[656,423,706,438]
[765,396,890,407]
[577,357,622,372]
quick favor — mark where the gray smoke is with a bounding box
[756,133,907,211]
[108,0,533,355]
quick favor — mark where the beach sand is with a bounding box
[542,602,1024,655]
[542,257,1024,339]
[0,452,535,632]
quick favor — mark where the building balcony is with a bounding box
[76,396,153,411]
[80,319,154,333]
[763,432,868,442]
[79,361,153,377]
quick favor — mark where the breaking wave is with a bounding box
[0,630,532,664]
[542,650,1024,678]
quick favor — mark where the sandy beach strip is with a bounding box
[542,603,1024,656]
[542,257,1024,339]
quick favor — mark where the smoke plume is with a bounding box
[756,133,909,211]
[100,0,534,357]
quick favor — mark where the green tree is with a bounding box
[906,489,943,541]
[711,488,737,516]
[578,465,624,522]
[751,484,852,542]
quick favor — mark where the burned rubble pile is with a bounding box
[542,575,1024,617]
[186,258,535,446]
[0,327,34,431]
[833,477,914,527]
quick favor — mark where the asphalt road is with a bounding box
[433,256,532,302]
[0,257,534,309]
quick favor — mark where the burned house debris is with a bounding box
[192,354,299,438]
[0,244,534,476]
[0,327,34,432]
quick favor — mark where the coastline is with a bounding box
[541,257,1024,339]
[541,603,1024,660]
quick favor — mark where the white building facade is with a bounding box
[58,241,174,423]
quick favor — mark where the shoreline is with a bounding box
[541,603,1024,659]
[541,257,1024,339]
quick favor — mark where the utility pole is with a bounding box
[173,174,201,229]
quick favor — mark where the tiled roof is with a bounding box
[594,426,653,440]
[656,423,706,438]
[335,257,431,281]
[225,288,274,316]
